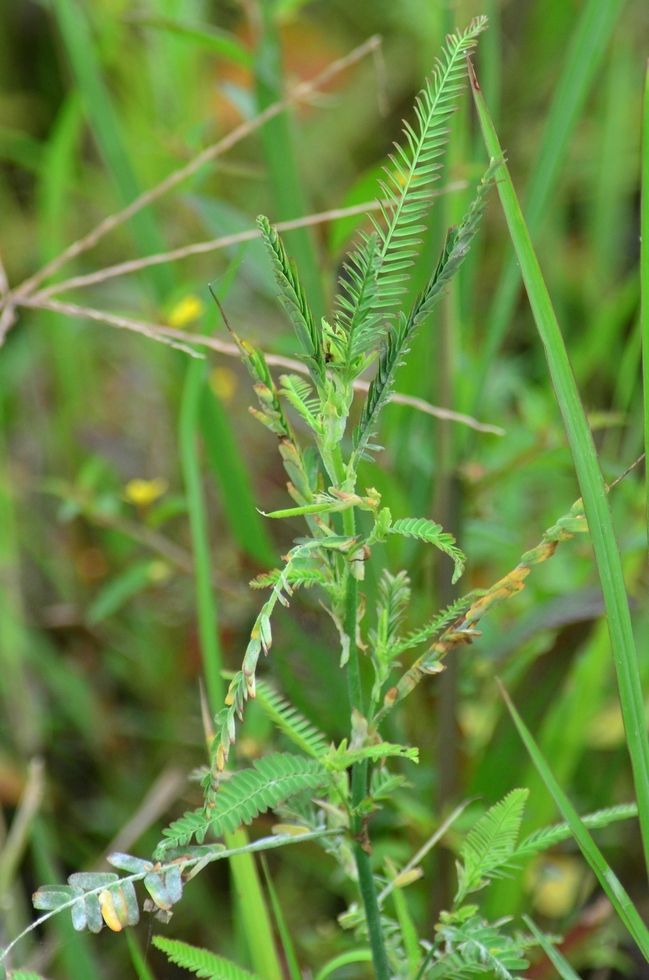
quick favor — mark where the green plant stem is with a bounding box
[180,358,283,980]
[332,448,389,980]
[642,61,649,545]
[471,63,649,883]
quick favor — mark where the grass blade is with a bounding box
[52,0,172,298]
[522,915,580,980]
[179,356,224,711]
[471,63,649,882]
[642,61,649,544]
[499,682,649,959]
[472,0,625,411]
[201,387,276,568]
[260,855,302,980]
[253,0,325,320]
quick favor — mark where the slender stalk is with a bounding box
[642,61,649,545]
[180,353,283,980]
[331,447,390,980]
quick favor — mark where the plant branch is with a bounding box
[32,184,469,300]
[9,35,381,305]
[17,295,503,433]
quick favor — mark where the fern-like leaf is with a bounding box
[324,740,418,771]
[372,18,487,312]
[153,937,262,980]
[334,232,385,373]
[394,594,476,655]
[257,216,325,385]
[432,916,530,980]
[255,680,329,758]
[456,789,529,903]
[389,518,466,583]
[159,753,330,850]
[509,801,638,865]
[352,162,496,463]
[250,565,330,591]
[279,374,323,432]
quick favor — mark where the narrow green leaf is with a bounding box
[314,950,373,980]
[126,930,157,980]
[201,386,276,567]
[642,61,649,545]
[260,856,302,980]
[471,65,649,881]
[86,560,157,625]
[136,16,252,67]
[499,681,649,958]
[472,0,625,410]
[522,915,580,980]
[253,3,325,320]
[52,0,172,297]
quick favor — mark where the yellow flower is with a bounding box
[209,366,238,403]
[124,478,168,507]
[168,294,204,328]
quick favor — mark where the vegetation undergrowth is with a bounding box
[1,2,649,979]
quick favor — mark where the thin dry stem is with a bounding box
[18,296,202,357]
[11,35,381,303]
[33,184,468,300]
[18,294,503,434]
[0,253,8,299]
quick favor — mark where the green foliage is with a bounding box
[371,18,487,314]
[455,790,529,904]
[510,802,639,864]
[6,6,648,980]
[352,165,496,463]
[430,914,531,980]
[389,518,466,582]
[258,215,326,386]
[254,680,330,758]
[158,754,331,851]
[152,937,262,980]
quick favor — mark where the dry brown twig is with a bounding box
[0,35,503,437]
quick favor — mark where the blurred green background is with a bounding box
[1,0,649,976]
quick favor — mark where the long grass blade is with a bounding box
[499,682,649,959]
[254,0,325,320]
[522,915,580,980]
[472,0,625,412]
[642,61,649,544]
[52,0,172,298]
[471,63,649,882]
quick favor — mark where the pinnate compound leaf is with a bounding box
[255,680,329,758]
[510,801,638,865]
[158,753,330,851]
[456,789,529,902]
[431,915,529,980]
[257,216,325,385]
[153,936,263,980]
[373,19,487,313]
[353,162,496,464]
[389,518,466,582]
